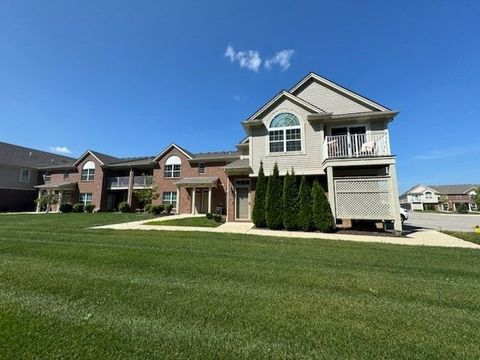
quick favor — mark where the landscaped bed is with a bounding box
[147,216,223,227]
[1,213,480,359]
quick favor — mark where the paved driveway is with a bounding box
[405,211,480,232]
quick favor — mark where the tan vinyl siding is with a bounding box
[0,165,38,190]
[295,80,373,114]
[250,98,325,176]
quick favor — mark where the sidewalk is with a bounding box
[92,215,480,249]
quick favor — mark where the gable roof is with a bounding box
[290,72,391,112]
[244,90,325,123]
[0,141,76,168]
[401,184,439,196]
[153,143,194,162]
[429,184,479,195]
[73,150,121,166]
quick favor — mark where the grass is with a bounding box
[148,216,222,227]
[444,230,480,245]
[1,213,480,359]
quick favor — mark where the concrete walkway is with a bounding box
[92,215,480,249]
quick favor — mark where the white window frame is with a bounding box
[19,168,30,183]
[44,171,51,182]
[198,162,206,175]
[267,112,303,155]
[79,193,93,205]
[162,191,177,207]
[425,191,432,199]
[165,156,181,178]
[81,161,95,181]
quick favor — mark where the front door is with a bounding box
[201,190,209,214]
[235,187,249,220]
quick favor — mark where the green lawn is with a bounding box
[148,216,222,227]
[444,231,480,245]
[1,214,480,359]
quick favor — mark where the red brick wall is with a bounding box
[76,155,107,211]
[152,148,230,214]
[226,175,255,222]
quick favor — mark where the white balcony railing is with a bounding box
[323,131,391,160]
[108,175,153,189]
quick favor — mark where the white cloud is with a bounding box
[49,146,72,155]
[413,146,479,160]
[265,49,295,71]
[225,45,262,72]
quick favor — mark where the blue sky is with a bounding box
[1,0,479,192]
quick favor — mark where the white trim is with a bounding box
[265,108,306,156]
[153,143,192,162]
[234,179,251,220]
[289,72,390,112]
[73,150,104,166]
[244,90,323,123]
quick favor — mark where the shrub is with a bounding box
[457,203,468,214]
[297,176,312,231]
[283,170,298,230]
[265,163,283,230]
[206,212,213,219]
[165,204,174,214]
[59,203,73,213]
[252,162,267,228]
[72,203,84,213]
[118,201,131,213]
[144,204,153,213]
[84,204,95,213]
[311,180,335,232]
[213,214,223,222]
[151,205,164,215]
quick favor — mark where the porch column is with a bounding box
[57,191,63,213]
[191,188,196,214]
[388,163,403,232]
[208,187,212,213]
[326,166,336,226]
[127,168,134,206]
[36,190,42,212]
[176,188,180,214]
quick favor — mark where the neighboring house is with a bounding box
[9,72,404,230]
[0,142,75,211]
[400,184,478,212]
[399,185,441,211]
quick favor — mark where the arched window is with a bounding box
[165,156,181,178]
[269,113,301,153]
[81,161,95,181]
[425,191,432,199]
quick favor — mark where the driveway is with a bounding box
[405,211,480,232]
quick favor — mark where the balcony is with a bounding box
[108,175,153,189]
[323,131,391,161]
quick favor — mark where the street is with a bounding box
[405,211,480,232]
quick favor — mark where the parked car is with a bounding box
[400,207,409,223]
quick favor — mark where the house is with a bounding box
[11,72,404,230]
[400,184,478,212]
[0,142,75,212]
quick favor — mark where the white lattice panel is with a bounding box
[334,177,393,220]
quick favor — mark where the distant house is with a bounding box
[0,142,75,211]
[400,184,478,212]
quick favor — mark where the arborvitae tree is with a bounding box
[251,162,267,228]
[312,180,335,232]
[297,176,312,231]
[283,169,298,230]
[265,163,283,230]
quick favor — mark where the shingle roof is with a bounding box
[89,151,121,165]
[0,141,76,168]
[109,156,156,167]
[191,151,240,161]
[224,158,250,170]
[175,176,219,187]
[429,184,479,195]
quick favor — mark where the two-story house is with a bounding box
[22,72,402,230]
[399,185,441,211]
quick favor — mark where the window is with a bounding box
[81,161,95,181]
[165,156,181,178]
[425,192,432,199]
[162,192,177,207]
[198,162,205,175]
[19,168,30,183]
[268,113,301,153]
[44,171,51,182]
[64,170,69,179]
[79,193,92,205]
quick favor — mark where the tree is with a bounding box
[297,176,312,231]
[251,162,267,228]
[133,175,159,211]
[283,169,298,230]
[311,180,335,232]
[35,192,59,214]
[265,163,283,230]
[474,188,480,211]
